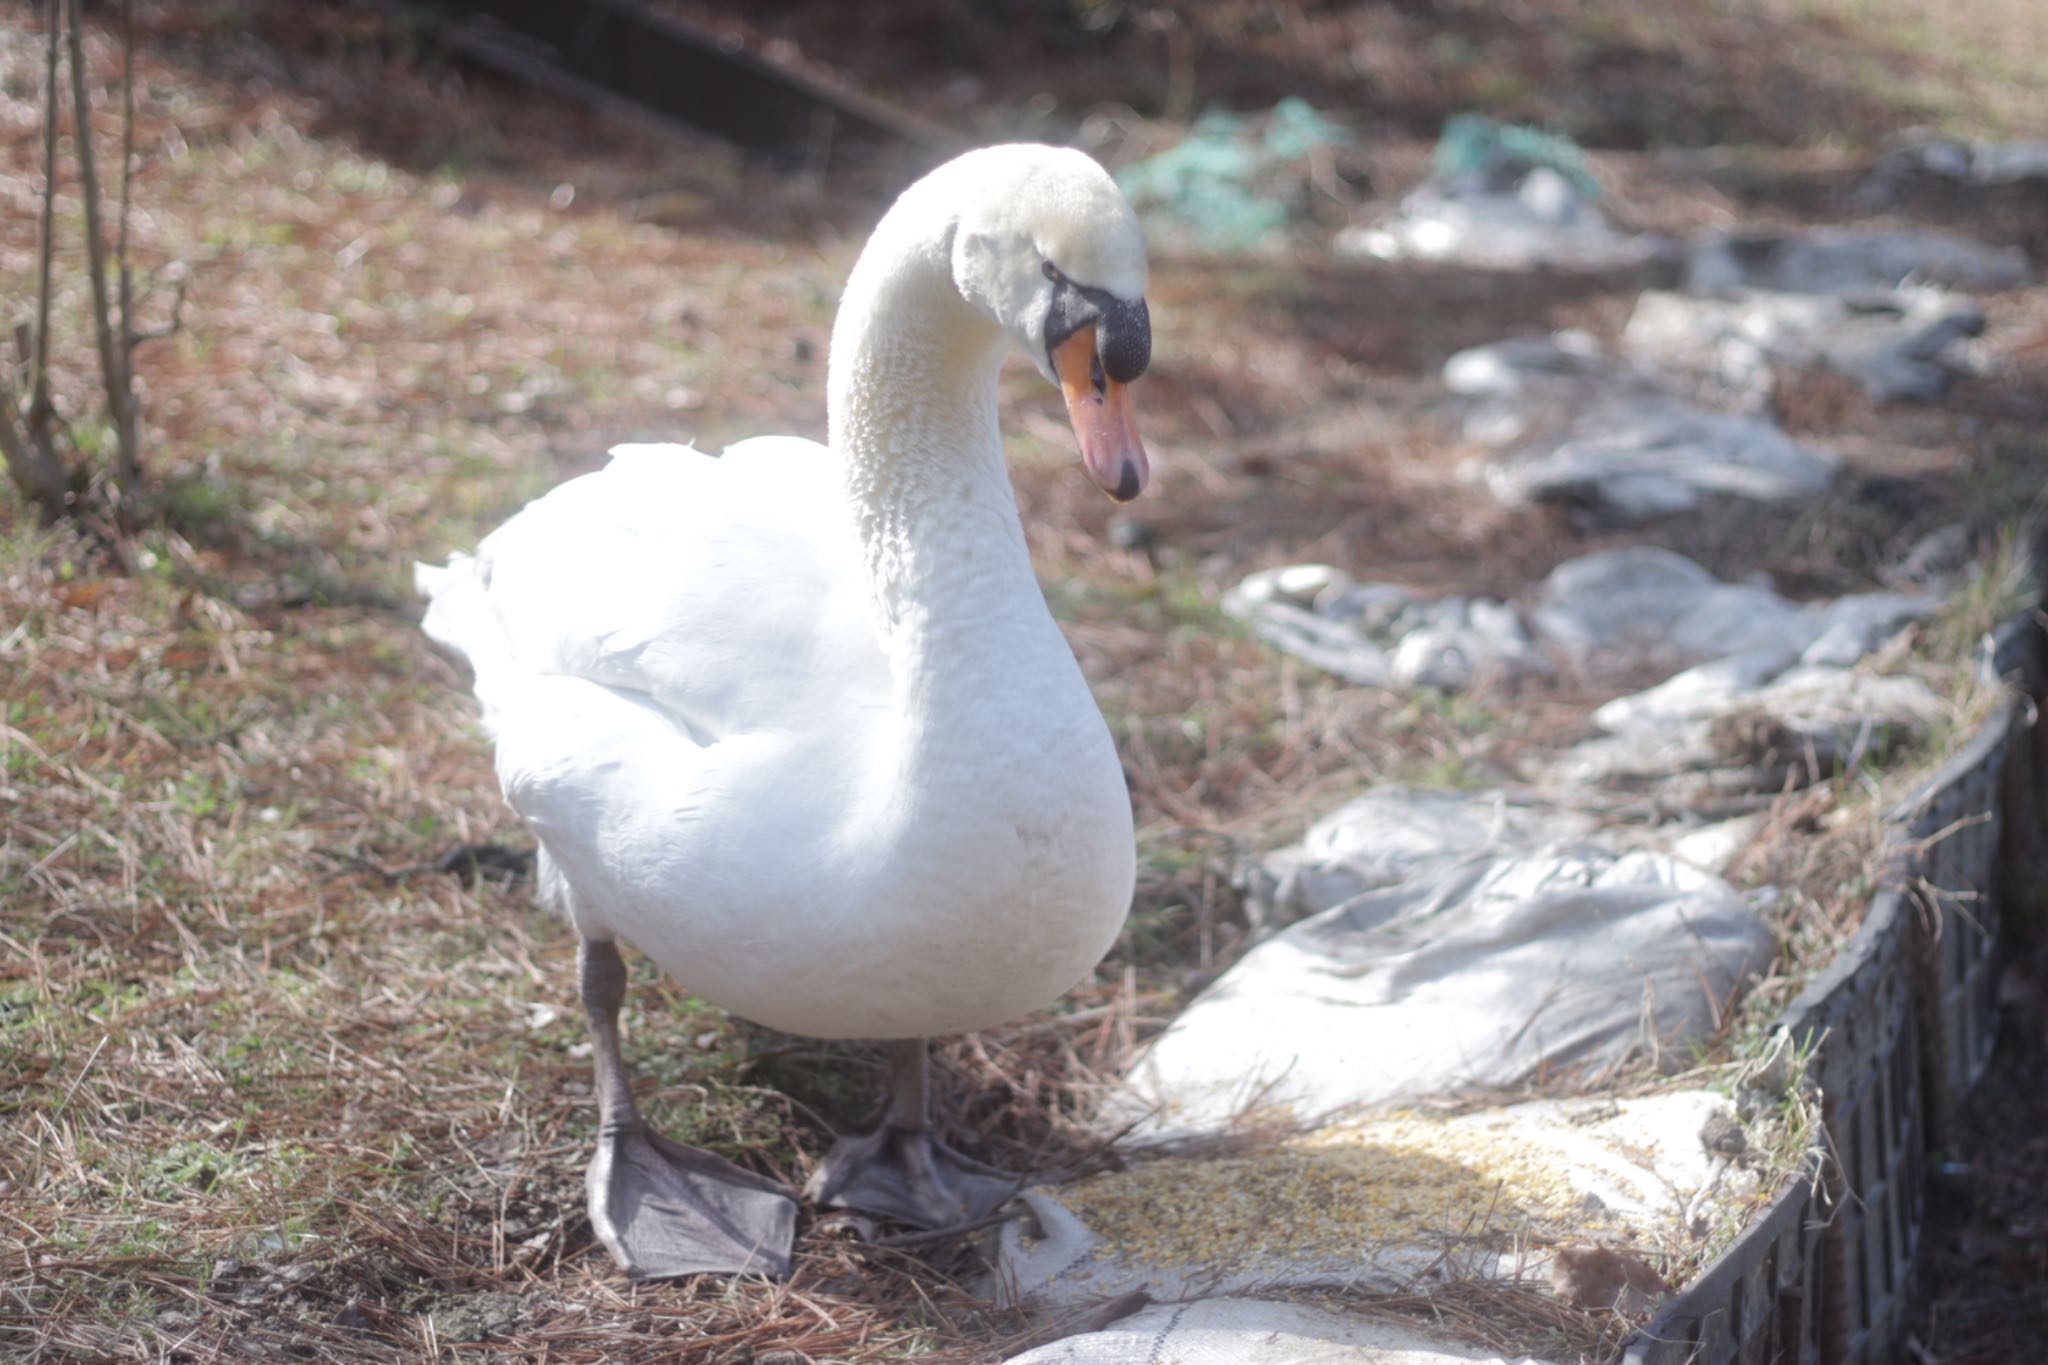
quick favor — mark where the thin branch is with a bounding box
[64,0,141,498]
[117,0,133,270]
[29,0,62,426]
[117,0,138,384]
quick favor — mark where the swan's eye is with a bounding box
[1042,261,1064,283]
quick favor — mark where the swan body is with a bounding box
[420,432,1132,1038]
[418,145,1155,1276]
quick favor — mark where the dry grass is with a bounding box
[2,3,2043,1362]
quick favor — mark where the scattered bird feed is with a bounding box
[999,1092,1778,1311]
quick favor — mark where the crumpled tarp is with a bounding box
[1112,845,1775,1142]
[1243,787,1596,930]
[1530,546,1932,672]
[1445,332,1839,525]
[1622,286,1992,405]
[1336,116,1667,271]
[1867,136,2048,189]
[1222,565,1547,691]
[1533,549,1940,796]
[1220,548,1931,698]
[1682,227,2029,296]
[1003,1295,1540,1365]
[1336,174,1660,271]
[1478,393,1839,526]
[1443,329,1633,401]
[1549,650,1945,799]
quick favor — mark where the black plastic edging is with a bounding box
[1621,1169,1822,1365]
[1623,611,2043,1365]
[1896,698,2018,1154]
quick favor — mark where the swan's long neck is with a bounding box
[829,210,1038,658]
[825,198,1099,790]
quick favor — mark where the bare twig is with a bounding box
[866,1205,1023,1248]
[30,0,61,424]
[116,0,137,369]
[116,0,133,267]
[64,0,141,500]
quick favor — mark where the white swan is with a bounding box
[417,144,1152,1279]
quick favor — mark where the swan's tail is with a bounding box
[415,553,519,724]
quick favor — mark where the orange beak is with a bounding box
[1052,327,1149,503]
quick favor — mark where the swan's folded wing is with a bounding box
[419,439,884,745]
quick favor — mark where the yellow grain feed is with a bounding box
[1056,1112,1607,1275]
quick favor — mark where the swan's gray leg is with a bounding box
[804,1037,1019,1229]
[579,936,796,1279]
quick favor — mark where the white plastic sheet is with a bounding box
[1223,567,1547,692]
[1336,171,1666,272]
[1531,547,1805,670]
[1479,394,1838,525]
[1622,286,1990,405]
[1245,788,1596,929]
[1116,847,1774,1142]
[1683,228,2028,296]
[1004,1295,1543,1365]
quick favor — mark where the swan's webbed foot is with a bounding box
[804,1037,1020,1229]
[576,934,796,1279]
[588,1121,797,1279]
[805,1122,1018,1229]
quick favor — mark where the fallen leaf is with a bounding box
[55,581,112,610]
[1551,1245,1674,1315]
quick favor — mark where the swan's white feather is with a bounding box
[426,439,879,743]
[419,146,1140,1041]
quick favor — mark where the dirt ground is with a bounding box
[2,1,2045,1361]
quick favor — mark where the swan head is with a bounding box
[945,146,1152,502]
